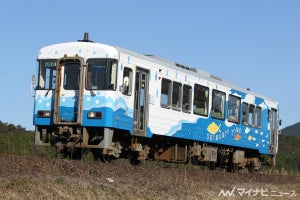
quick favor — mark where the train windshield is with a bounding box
[36,60,57,90]
[86,58,117,90]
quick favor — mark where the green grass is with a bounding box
[0,132,34,155]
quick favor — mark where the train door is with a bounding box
[133,68,149,136]
[54,58,84,124]
[269,108,278,154]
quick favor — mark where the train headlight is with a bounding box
[37,110,51,118]
[88,111,102,119]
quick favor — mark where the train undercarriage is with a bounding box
[35,125,274,172]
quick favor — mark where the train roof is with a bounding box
[38,42,119,60]
[37,40,278,105]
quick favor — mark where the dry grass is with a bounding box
[0,154,299,200]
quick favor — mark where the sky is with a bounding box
[0,0,299,130]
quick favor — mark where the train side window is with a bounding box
[121,67,133,95]
[160,78,172,108]
[228,95,241,123]
[242,102,249,125]
[255,106,262,128]
[110,60,118,90]
[268,109,272,122]
[193,84,209,116]
[172,81,182,111]
[182,84,192,113]
[211,90,225,120]
[248,104,255,126]
[271,108,277,130]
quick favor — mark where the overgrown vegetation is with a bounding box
[0,121,34,155]
[276,134,300,173]
[0,120,58,158]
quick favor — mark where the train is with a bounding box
[33,33,280,171]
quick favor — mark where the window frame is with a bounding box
[248,104,256,127]
[227,94,241,124]
[182,84,192,113]
[160,78,172,108]
[193,84,209,117]
[242,102,249,125]
[63,61,81,90]
[255,106,262,128]
[241,103,262,128]
[85,58,118,91]
[172,81,182,111]
[37,59,57,90]
[211,89,226,120]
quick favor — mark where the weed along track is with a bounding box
[0,154,299,199]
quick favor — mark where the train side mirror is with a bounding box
[119,85,125,93]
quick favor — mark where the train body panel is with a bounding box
[115,47,278,155]
[33,34,280,169]
[34,90,54,125]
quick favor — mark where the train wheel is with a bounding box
[208,161,216,170]
[69,147,85,160]
[101,155,112,163]
[190,156,200,165]
[231,163,239,172]
[129,151,141,165]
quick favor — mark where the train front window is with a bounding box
[86,59,117,90]
[37,60,57,90]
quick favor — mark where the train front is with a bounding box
[33,37,120,156]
